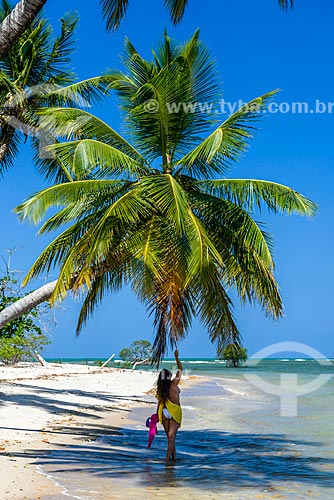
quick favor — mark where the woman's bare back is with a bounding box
[168,380,181,405]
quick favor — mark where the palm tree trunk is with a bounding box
[0,0,47,58]
[0,266,102,330]
[0,279,57,329]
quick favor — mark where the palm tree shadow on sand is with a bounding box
[10,426,334,493]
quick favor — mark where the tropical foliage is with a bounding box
[102,0,295,30]
[119,340,153,365]
[218,342,248,367]
[0,330,50,364]
[0,0,296,60]
[0,293,42,338]
[0,0,109,177]
[15,31,316,364]
[0,259,50,364]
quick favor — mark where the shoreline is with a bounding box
[0,363,203,500]
[2,362,332,499]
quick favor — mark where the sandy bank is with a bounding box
[0,363,158,499]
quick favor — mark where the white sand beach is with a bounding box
[0,363,159,499]
[1,362,333,500]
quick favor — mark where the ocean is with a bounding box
[39,359,334,499]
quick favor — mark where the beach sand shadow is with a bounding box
[0,382,150,420]
[6,426,334,493]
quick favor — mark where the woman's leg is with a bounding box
[166,419,180,461]
[162,414,170,437]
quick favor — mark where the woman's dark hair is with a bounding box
[157,369,172,403]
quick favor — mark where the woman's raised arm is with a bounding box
[173,350,183,384]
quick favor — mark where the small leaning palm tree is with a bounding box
[16,30,315,364]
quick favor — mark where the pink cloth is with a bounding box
[147,413,158,448]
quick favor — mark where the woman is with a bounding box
[156,350,183,461]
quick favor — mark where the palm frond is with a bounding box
[76,272,117,334]
[50,194,152,299]
[163,0,189,25]
[178,29,219,105]
[0,69,19,95]
[150,285,193,365]
[100,0,129,31]
[192,190,274,267]
[37,182,130,234]
[15,179,127,224]
[0,0,12,22]
[200,179,318,217]
[185,208,223,282]
[175,90,279,178]
[36,12,78,86]
[47,139,152,180]
[43,76,111,107]
[278,0,294,10]
[37,107,145,162]
[100,0,189,31]
[110,32,219,163]
[20,206,122,285]
[121,69,194,162]
[0,123,21,175]
[192,265,241,351]
[191,190,283,318]
[140,174,189,233]
[148,254,194,365]
[32,140,74,184]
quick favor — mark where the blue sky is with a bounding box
[1,0,333,359]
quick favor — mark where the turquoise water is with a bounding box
[45,356,334,374]
[38,359,334,499]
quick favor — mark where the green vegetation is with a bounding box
[0,330,50,365]
[0,293,42,338]
[15,31,316,365]
[102,0,294,31]
[0,261,50,365]
[119,340,152,368]
[218,343,248,367]
[0,0,109,176]
[0,0,296,62]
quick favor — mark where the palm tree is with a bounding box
[13,31,316,363]
[0,1,109,176]
[0,0,295,58]
[0,0,47,58]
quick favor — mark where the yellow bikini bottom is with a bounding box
[157,399,182,426]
